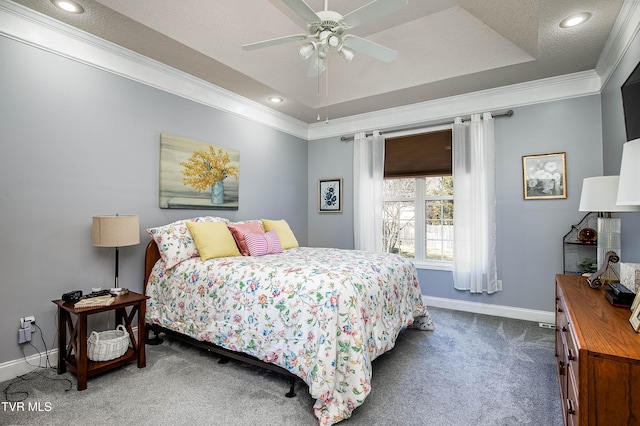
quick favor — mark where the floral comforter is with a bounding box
[146,247,433,425]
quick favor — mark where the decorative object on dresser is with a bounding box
[578,176,640,283]
[585,250,619,289]
[620,262,640,293]
[92,214,140,292]
[555,274,640,425]
[562,212,598,275]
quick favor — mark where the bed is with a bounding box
[144,217,434,425]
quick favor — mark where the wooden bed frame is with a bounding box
[143,240,298,397]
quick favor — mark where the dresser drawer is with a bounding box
[565,322,579,379]
[566,366,579,426]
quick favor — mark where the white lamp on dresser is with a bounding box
[579,175,640,281]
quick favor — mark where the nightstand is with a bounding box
[52,291,149,390]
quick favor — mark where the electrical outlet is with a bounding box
[20,315,35,329]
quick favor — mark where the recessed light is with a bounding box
[51,0,84,14]
[268,96,284,104]
[560,12,591,28]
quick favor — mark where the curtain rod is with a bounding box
[340,109,513,142]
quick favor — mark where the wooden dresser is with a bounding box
[555,274,640,426]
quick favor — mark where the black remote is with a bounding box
[85,289,112,298]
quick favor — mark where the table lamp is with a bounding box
[617,139,640,206]
[579,176,640,282]
[92,214,140,292]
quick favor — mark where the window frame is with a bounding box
[382,124,453,271]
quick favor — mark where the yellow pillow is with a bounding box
[185,221,241,260]
[262,219,299,249]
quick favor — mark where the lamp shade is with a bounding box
[92,215,140,247]
[579,176,640,212]
[617,138,640,205]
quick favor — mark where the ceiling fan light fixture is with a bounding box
[298,42,316,60]
[338,46,355,61]
[560,12,591,28]
[327,34,341,48]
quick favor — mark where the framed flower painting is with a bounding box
[160,133,239,210]
[522,152,567,200]
[318,178,342,212]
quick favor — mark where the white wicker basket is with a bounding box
[87,324,129,361]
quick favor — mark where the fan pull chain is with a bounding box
[325,57,329,123]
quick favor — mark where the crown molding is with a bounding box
[596,0,640,89]
[308,70,602,140]
[0,0,309,140]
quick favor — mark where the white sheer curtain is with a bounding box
[353,131,384,252]
[452,113,499,293]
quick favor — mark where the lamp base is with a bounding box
[110,287,129,296]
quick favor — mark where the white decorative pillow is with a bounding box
[146,216,229,269]
[244,230,284,256]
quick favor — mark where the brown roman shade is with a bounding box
[384,129,452,178]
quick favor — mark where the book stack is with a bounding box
[74,296,114,310]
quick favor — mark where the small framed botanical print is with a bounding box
[318,178,342,213]
[522,152,567,200]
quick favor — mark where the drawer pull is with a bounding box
[562,326,567,333]
[568,349,576,361]
[567,399,575,415]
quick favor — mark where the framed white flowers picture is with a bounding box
[319,178,342,212]
[522,152,567,200]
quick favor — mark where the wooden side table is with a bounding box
[52,291,149,390]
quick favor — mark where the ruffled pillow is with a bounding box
[244,230,284,256]
[146,216,229,269]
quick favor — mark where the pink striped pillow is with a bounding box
[244,230,284,256]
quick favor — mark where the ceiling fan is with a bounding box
[242,0,407,76]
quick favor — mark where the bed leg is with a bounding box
[285,376,296,398]
[146,326,164,346]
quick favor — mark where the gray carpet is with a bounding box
[1,307,562,425]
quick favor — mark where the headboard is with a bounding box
[144,239,161,294]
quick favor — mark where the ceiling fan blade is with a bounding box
[344,35,397,62]
[343,0,408,28]
[282,0,320,23]
[242,34,308,51]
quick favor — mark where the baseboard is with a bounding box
[0,349,59,384]
[423,295,555,324]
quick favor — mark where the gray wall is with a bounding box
[0,37,308,365]
[601,28,640,263]
[308,95,604,313]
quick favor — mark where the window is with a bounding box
[382,128,454,267]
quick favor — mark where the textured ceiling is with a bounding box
[10,0,625,123]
